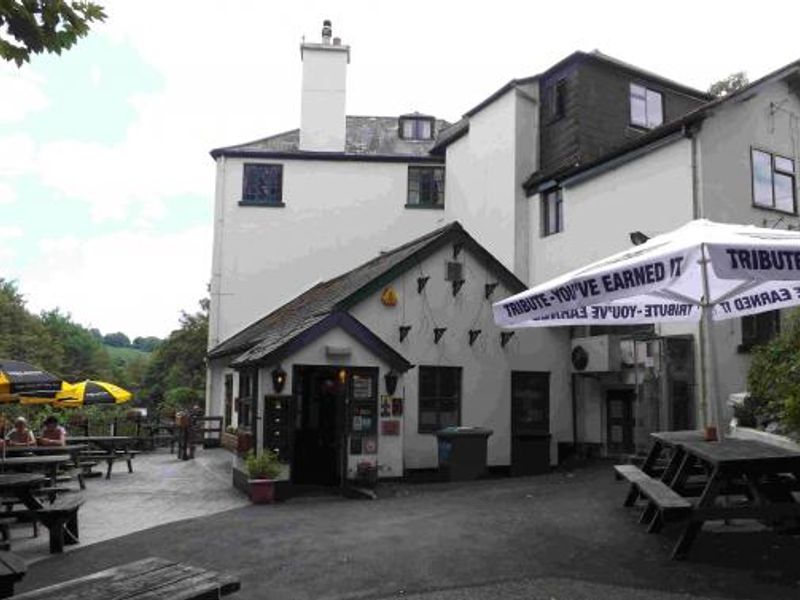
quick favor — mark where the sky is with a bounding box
[1,0,800,339]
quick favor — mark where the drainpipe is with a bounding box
[571,373,578,456]
[687,123,703,219]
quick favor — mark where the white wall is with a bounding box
[209,158,447,347]
[695,78,800,405]
[257,328,402,479]
[529,137,695,285]
[349,242,571,469]
[445,83,539,282]
[299,44,349,152]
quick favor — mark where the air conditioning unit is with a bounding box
[570,335,621,373]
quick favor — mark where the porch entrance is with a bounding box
[511,371,551,475]
[292,366,347,486]
[606,389,635,454]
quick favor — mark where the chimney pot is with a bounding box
[333,37,341,46]
[322,19,332,44]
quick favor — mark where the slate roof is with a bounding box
[208,221,526,364]
[524,58,800,193]
[210,115,450,160]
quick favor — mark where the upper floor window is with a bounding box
[740,310,780,352]
[752,148,796,213]
[549,79,567,121]
[541,188,563,236]
[399,117,434,140]
[242,163,283,206]
[418,366,462,433]
[630,84,663,129]
[407,166,445,208]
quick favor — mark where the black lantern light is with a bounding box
[384,370,399,395]
[271,365,287,394]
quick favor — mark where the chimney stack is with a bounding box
[299,20,350,152]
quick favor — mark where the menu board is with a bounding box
[349,372,377,457]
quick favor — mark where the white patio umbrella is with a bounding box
[494,219,800,440]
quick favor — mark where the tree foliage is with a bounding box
[132,336,162,352]
[40,308,113,381]
[708,72,749,98]
[746,310,800,437]
[103,331,131,348]
[0,278,62,370]
[0,0,106,66]
[140,299,208,408]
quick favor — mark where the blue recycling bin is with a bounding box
[436,426,493,481]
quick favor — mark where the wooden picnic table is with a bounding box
[0,551,26,598]
[3,444,88,455]
[68,436,138,479]
[0,455,72,486]
[3,446,89,489]
[68,436,133,453]
[620,431,800,559]
[12,556,241,599]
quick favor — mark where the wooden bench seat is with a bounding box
[35,495,85,554]
[615,464,692,533]
[0,551,26,598]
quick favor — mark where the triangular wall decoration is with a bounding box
[500,331,515,347]
[434,328,447,344]
[452,280,465,296]
[417,276,430,294]
[468,329,482,346]
[484,282,499,299]
[399,325,412,342]
[453,242,463,259]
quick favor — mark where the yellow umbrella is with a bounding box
[55,380,132,407]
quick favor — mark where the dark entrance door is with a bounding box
[606,389,635,453]
[292,366,346,486]
[511,371,550,476]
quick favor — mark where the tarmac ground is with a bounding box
[14,449,800,600]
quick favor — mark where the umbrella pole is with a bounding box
[699,244,725,441]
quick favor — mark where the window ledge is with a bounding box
[405,203,444,210]
[751,203,797,216]
[238,201,285,208]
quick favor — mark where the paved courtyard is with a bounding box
[14,449,800,599]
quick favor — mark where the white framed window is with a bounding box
[400,117,433,140]
[541,188,563,236]
[407,166,445,207]
[630,83,664,129]
[752,148,796,213]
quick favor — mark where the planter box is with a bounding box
[232,456,291,502]
[221,432,238,452]
[248,479,276,504]
[236,431,253,455]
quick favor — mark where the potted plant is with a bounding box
[245,450,282,503]
[221,426,238,452]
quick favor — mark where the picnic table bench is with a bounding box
[616,430,800,559]
[0,473,85,554]
[0,551,26,598]
[12,556,241,599]
[69,436,138,479]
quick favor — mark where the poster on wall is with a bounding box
[350,437,363,455]
[363,437,378,454]
[352,375,372,399]
[380,395,391,417]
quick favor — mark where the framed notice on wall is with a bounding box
[352,374,372,399]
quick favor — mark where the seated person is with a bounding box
[6,416,36,447]
[38,415,67,446]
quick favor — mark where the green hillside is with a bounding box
[105,345,150,365]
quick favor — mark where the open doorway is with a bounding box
[292,366,347,486]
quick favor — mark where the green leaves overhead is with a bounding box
[0,1,107,66]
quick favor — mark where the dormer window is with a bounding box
[399,115,434,140]
[630,83,663,129]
